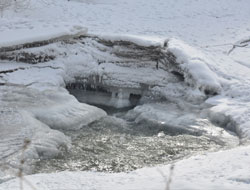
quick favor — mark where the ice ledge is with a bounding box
[0,81,106,180]
[167,38,222,95]
[92,35,222,95]
[96,34,166,47]
[206,96,250,142]
[0,108,71,178]
[0,22,87,50]
[30,89,107,130]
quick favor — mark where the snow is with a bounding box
[206,96,250,140]
[0,84,106,131]
[0,0,250,189]
[29,88,106,130]
[125,102,239,146]
[1,145,250,190]
[0,107,70,180]
[97,34,165,47]
[167,38,222,94]
[0,67,106,179]
[0,18,87,48]
[5,0,248,47]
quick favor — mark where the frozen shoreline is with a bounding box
[1,145,250,190]
[0,0,250,189]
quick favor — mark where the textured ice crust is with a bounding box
[206,96,250,141]
[0,86,106,130]
[29,89,107,130]
[0,108,70,179]
[126,103,239,146]
[0,85,106,179]
[93,35,222,95]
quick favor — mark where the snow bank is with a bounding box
[30,88,107,130]
[0,84,106,180]
[93,35,222,96]
[126,103,238,145]
[2,65,66,90]
[1,145,249,190]
[0,85,106,131]
[0,19,87,49]
[0,107,70,179]
[167,38,222,94]
[206,96,250,141]
[97,34,165,47]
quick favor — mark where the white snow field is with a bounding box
[0,0,250,189]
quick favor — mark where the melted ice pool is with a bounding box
[35,102,239,173]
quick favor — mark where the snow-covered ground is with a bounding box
[1,145,250,190]
[0,0,250,189]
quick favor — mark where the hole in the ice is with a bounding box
[171,70,185,81]
[34,84,239,174]
[67,81,143,108]
[204,89,218,96]
[129,93,141,106]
